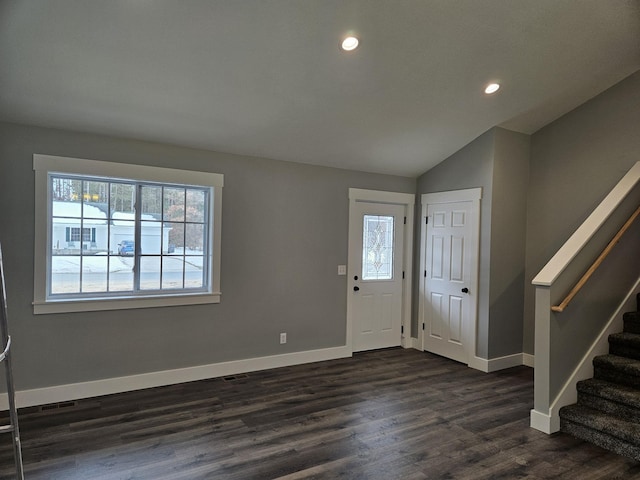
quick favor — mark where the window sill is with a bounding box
[33,292,221,315]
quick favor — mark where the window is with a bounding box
[68,227,94,243]
[362,215,395,280]
[33,154,223,314]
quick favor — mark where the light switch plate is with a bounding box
[337,265,347,275]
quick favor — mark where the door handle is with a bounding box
[353,286,360,292]
[461,287,469,293]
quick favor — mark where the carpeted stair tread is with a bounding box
[608,332,640,359]
[561,416,640,462]
[577,378,640,409]
[593,354,640,388]
[560,404,640,447]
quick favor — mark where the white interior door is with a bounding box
[349,202,405,352]
[420,189,480,364]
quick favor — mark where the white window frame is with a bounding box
[33,154,223,314]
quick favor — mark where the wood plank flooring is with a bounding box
[1,348,639,479]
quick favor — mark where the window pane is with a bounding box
[79,227,102,255]
[162,256,184,289]
[362,215,394,280]
[82,180,109,217]
[141,185,162,218]
[186,189,205,222]
[51,177,82,209]
[110,183,135,215]
[185,256,205,288]
[166,222,184,253]
[139,256,161,290]
[185,223,205,252]
[140,219,163,255]
[112,220,135,255]
[81,256,108,293]
[109,255,134,292]
[50,256,81,294]
[163,187,185,221]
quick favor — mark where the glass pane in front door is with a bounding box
[362,215,394,280]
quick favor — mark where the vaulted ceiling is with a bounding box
[1,1,639,177]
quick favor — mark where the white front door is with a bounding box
[348,192,412,352]
[419,189,481,364]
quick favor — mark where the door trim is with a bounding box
[347,189,415,352]
[418,188,481,366]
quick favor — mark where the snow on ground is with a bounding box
[52,250,203,274]
[52,255,130,273]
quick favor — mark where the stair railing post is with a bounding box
[530,285,555,433]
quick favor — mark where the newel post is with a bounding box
[530,284,558,433]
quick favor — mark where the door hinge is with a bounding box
[404,216,406,225]
[422,323,425,331]
[402,271,405,279]
[401,325,404,334]
[424,270,427,277]
[425,216,428,224]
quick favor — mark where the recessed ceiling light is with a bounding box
[484,83,500,94]
[341,36,359,51]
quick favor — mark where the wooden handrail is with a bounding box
[552,204,640,312]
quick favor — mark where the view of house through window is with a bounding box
[50,175,210,296]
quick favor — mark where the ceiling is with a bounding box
[1,1,639,177]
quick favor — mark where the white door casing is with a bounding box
[419,188,481,365]
[347,189,414,353]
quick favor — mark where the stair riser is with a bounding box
[577,393,640,423]
[624,319,640,335]
[594,367,640,389]
[609,344,640,361]
[560,419,640,462]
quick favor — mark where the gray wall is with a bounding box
[488,128,529,358]
[415,127,529,360]
[546,188,640,399]
[415,129,495,359]
[524,70,640,355]
[0,122,415,390]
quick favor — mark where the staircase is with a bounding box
[559,293,640,461]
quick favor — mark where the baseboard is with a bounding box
[469,353,532,373]
[401,336,414,349]
[530,408,559,434]
[522,353,535,368]
[0,345,352,410]
[411,345,534,372]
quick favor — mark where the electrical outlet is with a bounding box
[280,332,287,344]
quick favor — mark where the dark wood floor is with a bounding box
[1,348,639,479]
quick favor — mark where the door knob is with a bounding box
[353,286,360,292]
[461,287,469,293]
